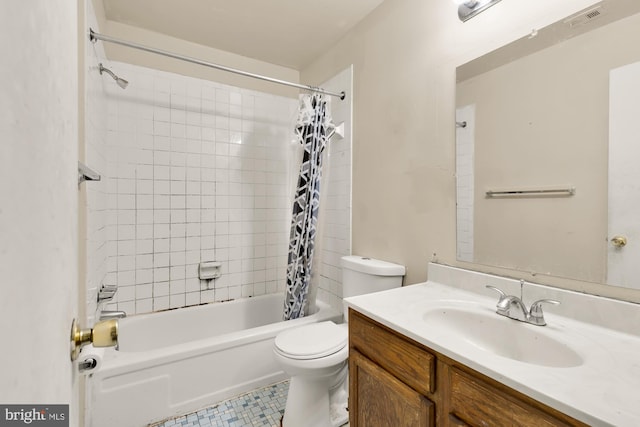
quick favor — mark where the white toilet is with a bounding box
[273,255,406,427]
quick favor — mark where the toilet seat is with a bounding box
[274,321,348,360]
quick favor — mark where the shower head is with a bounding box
[98,63,128,89]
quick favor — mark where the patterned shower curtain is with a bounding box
[283,93,331,320]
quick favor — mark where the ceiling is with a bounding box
[100,0,385,70]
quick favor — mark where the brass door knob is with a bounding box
[70,318,118,361]
[611,235,628,248]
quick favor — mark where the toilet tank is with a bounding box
[341,256,405,299]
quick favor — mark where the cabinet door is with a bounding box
[350,349,434,427]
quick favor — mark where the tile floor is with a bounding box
[152,380,350,427]
[152,381,288,427]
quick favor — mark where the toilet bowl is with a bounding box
[274,321,349,427]
[274,256,406,427]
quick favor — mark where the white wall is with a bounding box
[85,0,111,325]
[92,0,300,99]
[0,0,79,422]
[298,0,640,301]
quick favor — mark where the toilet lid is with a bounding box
[275,321,348,360]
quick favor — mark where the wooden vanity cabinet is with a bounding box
[349,307,436,426]
[348,309,589,427]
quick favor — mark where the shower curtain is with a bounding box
[283,93,331,320]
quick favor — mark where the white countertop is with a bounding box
[345,280,640,426]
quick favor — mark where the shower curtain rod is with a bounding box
[89,28,345,100]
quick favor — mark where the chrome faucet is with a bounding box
[99,310,127,320]
[486,283,559,326]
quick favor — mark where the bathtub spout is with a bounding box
[100,310,127,320]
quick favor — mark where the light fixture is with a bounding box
[455,0,502,22]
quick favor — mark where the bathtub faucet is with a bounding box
[100,310,127,320]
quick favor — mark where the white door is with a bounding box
[607,61,640,288]
[0,2,80,424]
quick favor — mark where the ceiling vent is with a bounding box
[565,5,605,28]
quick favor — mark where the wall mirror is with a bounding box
[455,0,640,290]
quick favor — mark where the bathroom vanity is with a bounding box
[346,263,640,426]
[349,309,586,426]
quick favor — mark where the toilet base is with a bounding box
[329,368,349,426]
[282,363,348,427]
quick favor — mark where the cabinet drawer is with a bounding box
[350,349,435,426]
[349,309,435,395]
[449,368,573,427]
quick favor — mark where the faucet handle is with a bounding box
[485,285,507,300]
[97,283,118,303]
[528,299,560,326]
[486,285,512,312]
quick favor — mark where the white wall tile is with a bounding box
[96,61,352,315]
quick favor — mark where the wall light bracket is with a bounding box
[458,0,503,22]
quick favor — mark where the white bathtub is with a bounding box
[88,294,340,427]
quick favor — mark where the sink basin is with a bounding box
[422,306,583,368]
